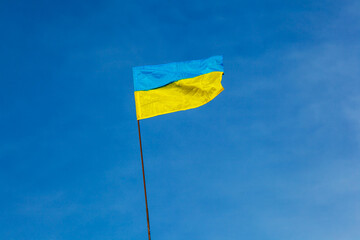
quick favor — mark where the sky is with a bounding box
[1,0,360,239]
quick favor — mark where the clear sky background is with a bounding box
[1,0,360,239]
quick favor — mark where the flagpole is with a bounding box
[137,120,151,240]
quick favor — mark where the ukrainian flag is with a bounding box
[133,56,224,120]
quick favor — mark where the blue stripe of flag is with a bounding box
[133,55,223,91]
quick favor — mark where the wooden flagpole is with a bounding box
[137,120,151,240]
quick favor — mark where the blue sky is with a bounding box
[1,0,360,239]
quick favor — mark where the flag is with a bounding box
[133,55,224,120]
